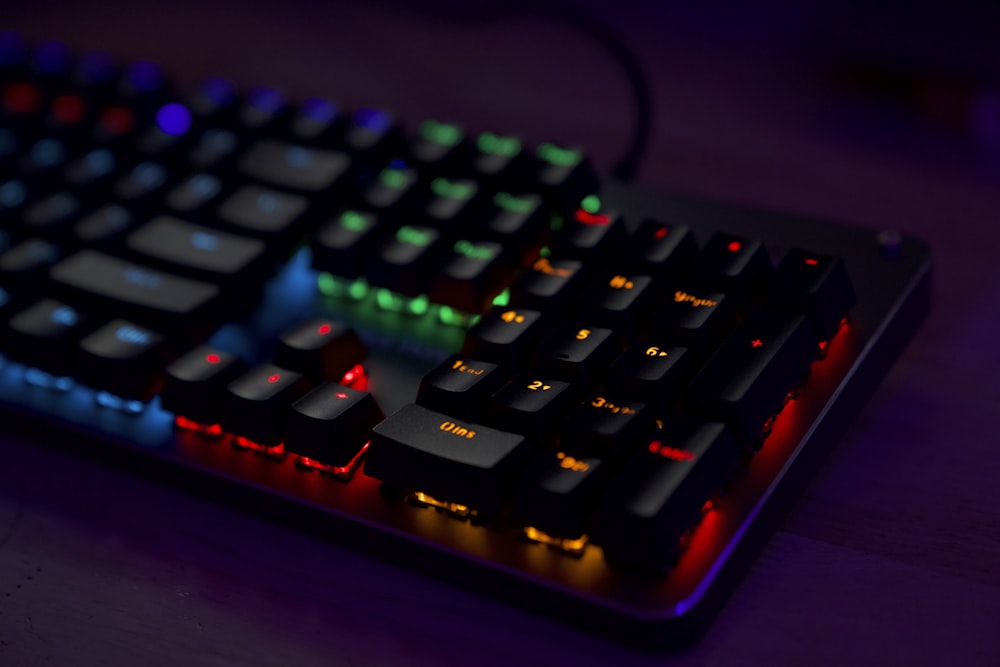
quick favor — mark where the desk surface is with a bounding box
[2,2,999,665]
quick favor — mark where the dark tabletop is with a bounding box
[2,1,999,665]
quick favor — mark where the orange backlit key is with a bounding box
[461,306,544,366]
[367,403,530,516]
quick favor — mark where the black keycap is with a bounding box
[509,256,584,312]
[693,233,771,304]
[125,216,266,284]
[471,131,526,184]
[416,355,506,420]
[531,142,599,210]
[770,248,856,340]
[687,309,820,439]
[552,206,626,263]
[186,77,238,124]
[311,209,381,279]
[0,238,60,286]
[77,320,168,401]
[115,162,172,207]
[285,383,383,466]
[427,239,509,313]
[477,192,546,249]
[49,250,220,332]
[63,148,119,189]
[272,318,366,383]
[20,138,68,177]
[21,192,80,232]
[536,325,617,385]
[488,375,575,442]
[606,343,694,405]
[5,299,89,375]
[161,346,247,426]
[366,224,440,297]
[0,179,31,223]
[238,139,350,193]
[562,395,652,461]
[593,417,742,573]
[359,161,418,216]
[219,363,310,447]
[238,86,287,134]
[410,119,471,173]
[367,403,530,516]
[73,205,135,244]
[288,97,343,145]
[344,107,399,160]
[579,272,655,339]
[420,177,479,231]
[189,129,240,169]
[165,173,224,216]
[509,449,606,539]
[216,185,308,238]
[650,287,735,356]
[619,219,697,280]
[461,306,544,366]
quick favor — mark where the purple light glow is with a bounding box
[156,103,193,136]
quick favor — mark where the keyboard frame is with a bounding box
[0,181,931,649]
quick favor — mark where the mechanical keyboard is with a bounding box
[0,33,932,648]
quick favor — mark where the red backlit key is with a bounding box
[693,233,771,306]
[618,219,697,280]
[552,205,625,262]
[687,308,820,439]
[416,355,506,421]
[285,383,383,467]
[770,248,856,340]
[161,346,247,427]
[367,403,530,516]
[593,417,742,573]
[219,363,310,447]
[272,318,366,383]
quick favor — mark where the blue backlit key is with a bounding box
[125,216,266,284]
[216,185,308,239]
[344,107,398,160]
[238,139,350,193]
[165,173,224,216]
[5,299,89,376]
[49,250,220,332]
[77,319,168,401]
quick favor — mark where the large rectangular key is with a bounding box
[49,250,220,333]
[687,308,819,439]
[592,417,741,573]
[366,403,530,516]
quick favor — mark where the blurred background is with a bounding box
[2,1,999,665]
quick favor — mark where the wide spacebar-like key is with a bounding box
[366,403,530,516]
[50,250,220,333]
